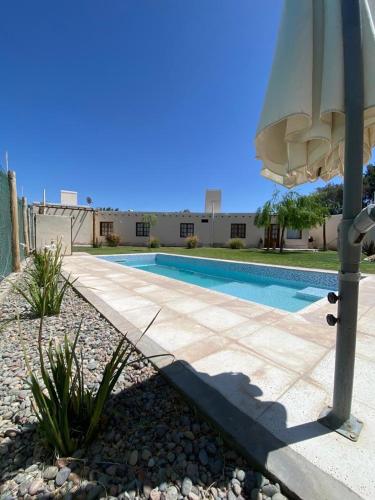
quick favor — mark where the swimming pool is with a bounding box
[100,253,337,312]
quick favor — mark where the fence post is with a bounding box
[22,196,30,256]
[8,170,21,272]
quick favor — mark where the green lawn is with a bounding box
[73,245,375,274]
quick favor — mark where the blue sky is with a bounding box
[1,0,340,212]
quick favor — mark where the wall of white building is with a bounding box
[310,214,375,251]
[32,205,343,250]
[33,205,93,246]
[310,214,342,250]
[34,214,72,255]
[95,211,310,248]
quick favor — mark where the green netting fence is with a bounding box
[0,169,29,281]
[0,170,13,279]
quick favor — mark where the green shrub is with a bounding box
[362,240,375,257]
[186,235,199,249]
[106,233,120,247]
[93,238,102,248]
[24,314,162,456]
[148,237,160,248]
[32,246,63,288]
[14,244,73,317]
[228,238,245,249]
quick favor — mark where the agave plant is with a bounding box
[15,243,74,317]
[25,313,161,456]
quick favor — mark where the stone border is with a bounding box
[65,272,361,500]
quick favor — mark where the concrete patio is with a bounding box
[63,254,375,500]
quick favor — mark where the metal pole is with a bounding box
[319,0,364,440]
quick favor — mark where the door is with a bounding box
[265,224,280,249]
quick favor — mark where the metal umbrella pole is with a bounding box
[319,0,364,441]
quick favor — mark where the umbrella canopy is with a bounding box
[255,0,375,188]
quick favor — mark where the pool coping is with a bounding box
[63,267,361,500]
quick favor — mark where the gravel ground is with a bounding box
[0,275,288,500]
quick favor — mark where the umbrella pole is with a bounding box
[319,0,364,441]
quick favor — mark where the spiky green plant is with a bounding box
[24,313,161,456]
[32,247,60,288]
[14,243,73,317]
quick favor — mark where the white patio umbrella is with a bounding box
[255,0,375,440]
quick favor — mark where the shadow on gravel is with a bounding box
[1,358,334,499]
[0,368,261,499]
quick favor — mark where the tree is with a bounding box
[314,183,343,215]
[363,164,375,205]
[274,192,328,253]
[142,213,158,244]
[86,196,93,206]
[96,207,120,211]
[254,200,273,250]
[304,194,330,250]
[309,183,343,251]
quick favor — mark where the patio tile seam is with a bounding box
[220,320,269,339]
[302,346,336,385]
[253,371,307,423]
[234,335,329,377]
[270,320,335,349]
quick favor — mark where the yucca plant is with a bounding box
[24,313,161,456]
[14,243,73,317]
[32,245,63,288]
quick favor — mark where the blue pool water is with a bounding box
[100,253,337,312]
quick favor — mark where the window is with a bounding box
[180,223,194,238]
[136,222,150,237]
[201,219,209,223]
[100,222,113,236]
[286,228,302,239]
[231,223,246,238]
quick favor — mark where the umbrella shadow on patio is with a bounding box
[162,361,335,470]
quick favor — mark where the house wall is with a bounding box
[33,205,93,246]
[31,205,324,249]
[34,214,72,255]
[96,212,264,247]
[367,226,375,243]
[310,214,342,250]
[95,211,310,248]
[309,214,375,251]
[284,229,310,249]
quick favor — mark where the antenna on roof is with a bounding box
[42,188,46,214]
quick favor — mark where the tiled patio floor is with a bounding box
[63,254,375,500]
